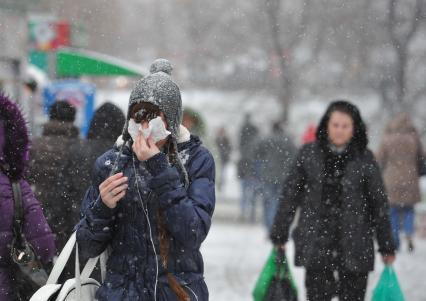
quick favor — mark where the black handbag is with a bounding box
[10,181,49,300]
[264,250,298,301]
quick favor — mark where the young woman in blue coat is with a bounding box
[77,59,215,301]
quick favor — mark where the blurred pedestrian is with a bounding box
[68,102,126,210]
[0,93,56,300]
[87,102,127,154]
[271,100,395,301]
[182,107,206,138]
[182,107,218,166]
[238,114,259,222]
[28,101,80,269]
[377,112,424,252]
[67,103,125,283]
[215,126,232,191]
[255,122,296,230]
[301,123,317,144]
[76,59,215,300]
[239,113,258,151]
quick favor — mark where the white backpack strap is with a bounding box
[47,231,109,286]
[81,256,99,279]
[47,232,77,284]
[80,249,109,281]
[75,242,82,298]
[100,250,108,282]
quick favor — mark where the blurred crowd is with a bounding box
[1,87,425,300]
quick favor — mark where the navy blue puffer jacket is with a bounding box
[76,135,215,301]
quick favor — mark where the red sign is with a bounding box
[29,20,70,51]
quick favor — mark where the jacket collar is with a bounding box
[177,125,191,144]
[177,135,202,152]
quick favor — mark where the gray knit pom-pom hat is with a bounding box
[122,59,182,141]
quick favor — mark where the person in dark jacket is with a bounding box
[76,59,215,301]
[215,127,232,191]
[255,122,296,230]
[0,93,56,301]
[28,101,81,276]
[238,114,259,222]
[270,100,396,301]
[68,102,126,211]
[239,113,258,152]
[87,102,127,147]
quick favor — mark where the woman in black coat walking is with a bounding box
[270,101,396,301]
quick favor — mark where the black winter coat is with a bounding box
[29,121,81,251]
[270,142,395,273]
[68,138,115,212]
[254,131,297,185]
[70,101,126,215]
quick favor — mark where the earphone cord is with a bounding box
[132,155,159,301]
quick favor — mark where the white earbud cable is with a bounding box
[132,155,159,301]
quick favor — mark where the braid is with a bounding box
[157,137,190,301]
[171,139,189,189]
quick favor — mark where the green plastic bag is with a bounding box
[372,266,405,301]
[252,249,297,301]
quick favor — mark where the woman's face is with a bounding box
[131,103,169,147]
[327,111,354,147]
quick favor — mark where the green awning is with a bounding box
[56,48,144,77]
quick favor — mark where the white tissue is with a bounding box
[128,117,171,143]
[127,119,140,142]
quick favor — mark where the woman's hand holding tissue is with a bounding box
[132,121,161,161]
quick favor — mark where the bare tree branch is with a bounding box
[265,0,290,122]
[412,85,426,103]
[405,0,424,43]
[288,0,311,48]
[387,0,401,48]
[264,0,311,123]
[388,0,423,47]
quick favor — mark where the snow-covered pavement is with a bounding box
[202,221,426,301]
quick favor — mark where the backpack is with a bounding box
[30,232,108,301]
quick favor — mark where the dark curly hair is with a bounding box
[0,92,30,180]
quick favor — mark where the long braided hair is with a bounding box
[126,101,191,300]
[158,137,190,301]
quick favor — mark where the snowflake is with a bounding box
[178,149,190,165]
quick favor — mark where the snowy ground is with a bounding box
[202,219,426,301]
